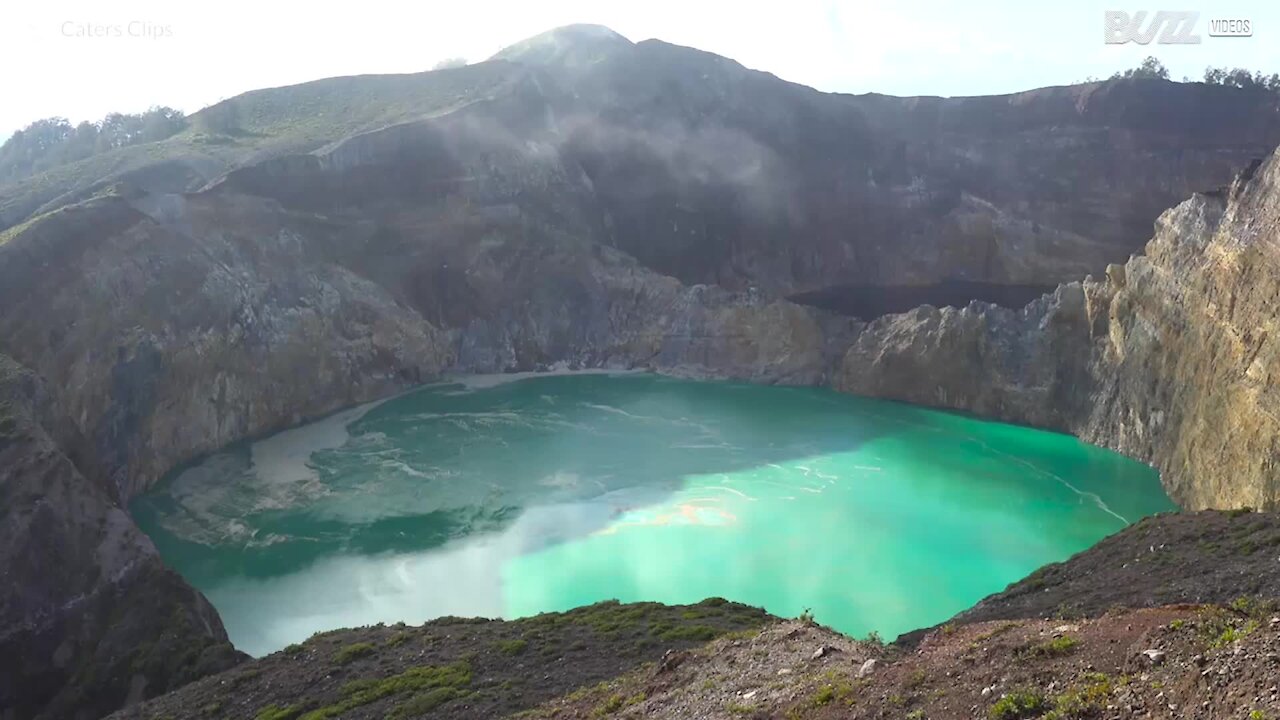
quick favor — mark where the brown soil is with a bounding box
[523,603,1280,720]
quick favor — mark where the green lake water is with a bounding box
[131,373,1176,657]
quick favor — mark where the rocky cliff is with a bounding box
[840,147,1280,510]
[0,356,243,719]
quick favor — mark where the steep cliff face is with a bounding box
[0,355,243,719]
[839,148,1280,510]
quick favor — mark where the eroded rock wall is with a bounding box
[840,150,1280,510]
[0,355,243,719]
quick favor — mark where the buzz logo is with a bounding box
[1104,11,1201,44]
[1104,11,1254,44]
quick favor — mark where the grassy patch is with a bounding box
[333,642,375,665]
[385,631,413,648]
[593,692,644,716]
[1198,603,1267,649]
[254,705,303,720]
[390,687,467,718]
[496,638,529,655]
[989,689,1048,719]
[807,671,858,709]
[1021,635,1079,659]
[299,661,471,720]
[1044,673,1120,719]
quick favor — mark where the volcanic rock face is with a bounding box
[0,356,243,719]
[840,148,1280,510]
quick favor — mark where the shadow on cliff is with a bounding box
[789,279,1057,320]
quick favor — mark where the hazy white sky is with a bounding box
[1,0,1275,138]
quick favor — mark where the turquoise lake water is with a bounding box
[131,373,1176,657]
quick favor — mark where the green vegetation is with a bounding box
[297,661,471,720]
[333,642,375,664]
[0,62,517,235]
[0,218,32,246]
[1211,620,1259,648]
[806,671,858,709]
[727,701,757,714]
[1203,69,1280,91]
[1022,635,1079,658]
[282,643,305,656]
[384,631,413,648]
[1197,598,1275,649]
[1043,673,1121,719]
[523,599,764,645]
[1112,56,1169,80]
[989,689,1049,719]
[390,687,468,718]
[496,638,529,655]
[593,692,644,716]
[1106,58,1280,92]
[0,108,186,183]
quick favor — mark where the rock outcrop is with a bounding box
[840,147,1280,510]
[0,355,243,719]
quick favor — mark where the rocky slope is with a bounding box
[108,512,1280,720]
[839,144,1280,510]
[0,356,243,719]
[4,26,1277,295]
[1,23,1279,720]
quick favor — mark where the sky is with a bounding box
[1,0,1276,140]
